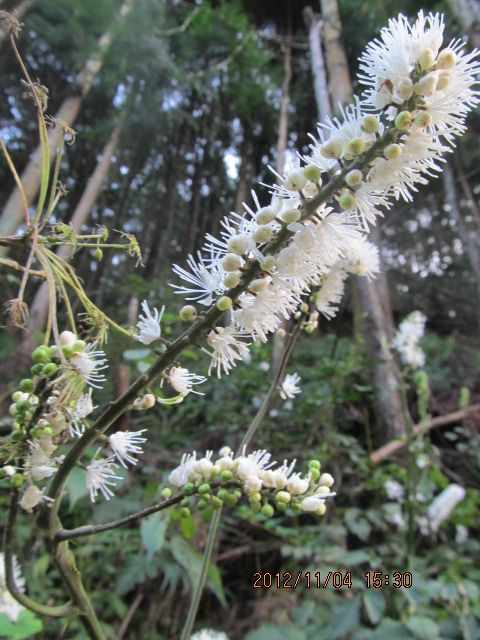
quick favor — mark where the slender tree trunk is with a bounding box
[0,0,36,48]
[447,0,480,48]
[271,31,292,370]
[0,0,134,250]
[303,7,331,121]
[317,0,406,439]
[443,162,480,323]
[18,119,122,357]
[454,153,480,231]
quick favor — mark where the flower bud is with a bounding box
[198,483,211,494]
[436,71,451,91]
[161,487,172,498]
[260,256,276,272]
[216,296,233,311]
[384,143,402,160]
[226,493,239,507]
[303,164,322,183]
[249,278,267,294]
[316,503,327,516]
[361,114,379,134]
[261,504,274,518]
[133,393,156,410]
[256,207,276,225]
[395,77,414,100]
[95,248,103,261]
[308,459,321,469]
[278,209,301,224]
[344,137,366,156]
[300,303,309,313]
[394,110,412,130]
[32,346,50,364]
[305,324,315,334]
[31,364,44,376]
[73,340,86,352]
[222,253,243,272]
[228,233,253,255]
[320,138,343,159]
[179,507,191,518]
[11,473,24,488]
[345,169,363,188]
[414,110,433,128]
[217,488,229,500]
[60,330,77,348]
[197,499,208,510]
[413,73,437,97]
[19,379,33,393]
[309,467,320,481]
[42,363,58,378]
[284,169,307,191]
[12,391,25,403]
[276,328,286,338]
[179,305,197,321]
[338,190,356,210]
[418,48,435,70]
[211,496,223,510]
[252,225,274,244]
[223,271,241,288]
[319,472,335,487]
[436,48,456,70]
[275,490,291,504]
[220,469,233,482]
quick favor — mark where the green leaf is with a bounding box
[179,514,196,540]
[140,511,169,560]
[245,625,307,640]
[328,596,361,639]
[405,616,440,640]
[0,610,43,639]
[363,591,386,625]
[66,467,88,510]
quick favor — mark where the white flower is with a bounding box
[342,236,380,279]
[108,430,147,467]
[70,389,95,437]
[235,448,275,481]
[70,343,108,389]
[207,326,250,377]
[136,300,165,345]
[393,311,427,368]
[191,629,229,640]
[280,373,301,401]
[85,452,122,502]
[167,367,207,395]
[19,484,52,512]
[427,484,465,532]
[314,265,348,320]
[455,524,468,544]
[168,451,197,487]
[301,495,326,512]
[384,479,405,501]
[0,552,25,622]
[287,473,310,496]
[171,250,225,306]
[26,440,58,481]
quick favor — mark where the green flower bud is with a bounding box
[32,346,50,364]
[418,48,435,70]
[11,430,24,442]
[62,346,74,359]
[220,469,233,482]
[276,501,287,512]
[160,487,172,499]
[436,71,451,91]
[345,169,363,188]
[278,209,301,224]
[223,271,241,288]
[436,48,456,70]
[249,491,262,504]
[303,164,322,183]
[414,110,433,128]
[309,468,321,481]
[338,190,356,210]
[183,482,195,495]
[72,340,86,352]
[395,78,414,100]
[300,303,309,313]
[222,253,243,272]
[181,497,191,507]
[216,296,233,311]
[30,363,44,376]
[197,499,208,510]
[48,345,59,358]
[308,460,321,469]
[275,491,291,503]
[95,248,103,261]
[11,473,24,488]
[256,207,276,225]
[260,256,276,272]
[16,399,30,412]
[31,426,53,438]
[345,137,366,156]
[211,496,223,510]
[198,483,211,494]
[384,143,402,160]
[226,493,238,507]
[252,225,274,244]
[394,111,412,130]
[320,138,343,159]
[305,324,315,334]
[233,489,242,499]
[12,391,24,403]
[179,507,191,518]
[361,115,379,134]
[283,169,307,191]
[8,404,17,417]
[179,305,197,321]
[217,488,229,500]
[42,363,58,378]
[19,379,33,393]
[316,503,327,516]
[261,503,274,518]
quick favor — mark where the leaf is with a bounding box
[179,513,196,540]
[66,467,88,510]
[363,591,386,625]
[370,619,414,639]
[328,596,361,640]
[245,625,307,640]
[140,511,169,560]
[405,616,440,640]
[0,610,43,639]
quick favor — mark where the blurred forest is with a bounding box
[0,0,479,638]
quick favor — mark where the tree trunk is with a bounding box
[0,0,134,250]
[319,0,352,109]
[271,32,292,370]
[317,0,406,439]
[443,162,480,323]
[18,119,122,357]
[0,0,36,48]
[447,0,480,48]
[303,7,331,120]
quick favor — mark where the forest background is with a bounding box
[0,0,479,638]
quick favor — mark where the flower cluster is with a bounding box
[393,310,427,368]
[167,11,478,378]
[0,331,150,509]
[166,447,335,518]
